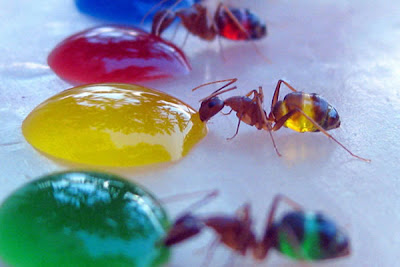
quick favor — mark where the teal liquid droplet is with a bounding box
[0,171,170,267]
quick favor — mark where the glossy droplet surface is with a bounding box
[48,26,191,85]
[0,171,170,267]
[22,83,207,167]
[75,0,195,24]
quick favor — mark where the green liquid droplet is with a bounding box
[0,171,170,267]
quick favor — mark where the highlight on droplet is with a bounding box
[22,83,207,167]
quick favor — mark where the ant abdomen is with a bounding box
[272,92,341,133]
[216,7,267,41]
[275,211,350,260]
[178,4,217,41]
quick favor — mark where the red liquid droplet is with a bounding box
[48,25,191,84]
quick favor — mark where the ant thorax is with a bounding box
[201,0,222,27]
[178,4,218,41]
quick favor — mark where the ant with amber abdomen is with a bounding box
[163,192,350,264]
[192,78,370,162]
[151,0,267,44]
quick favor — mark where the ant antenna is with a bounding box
[192,78,239,102]
[154,0,185,36]
[140,0,172,26]
[192,78,237,92]
[199,86,237,103]
[0,141,22,146]
[176,189,219,216]
[192,78,238,102]
[160,189,218,204]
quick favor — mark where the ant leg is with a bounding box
[245,89,259,99]
[245,87,265,108]
[200,238,219,267]
[266,194,303,227]
[258,86,264,103]
[278,108,371,162]
[217,36,227,62]
[181,26,190,48]
[255,96,281,156]
[295,108,371,162]
[220,4,248,35]
[253,194,303,260]
[235,203,251,221]
[271,109,298,131]
[227,116,242,140]
[270,80,298,112]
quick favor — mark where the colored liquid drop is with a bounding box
[22,83,207,167]
[0,171,170,267]
[75,0,196,24]
[48,26,191,85]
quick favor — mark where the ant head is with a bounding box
[163,214,204,246]
[199,97,225,122]
[151,10,176,35]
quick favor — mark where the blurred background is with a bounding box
[0,0,399,266]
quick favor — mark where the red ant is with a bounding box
[163,192,350,263]
[151,0,267,43]
[192,78,371,162]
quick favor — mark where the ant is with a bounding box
[192,78,371,162]
[151,0,267,43]
[163,192,350,263]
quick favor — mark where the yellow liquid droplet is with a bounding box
[22,83,207,167]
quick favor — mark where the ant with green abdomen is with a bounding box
[163,192,350,264]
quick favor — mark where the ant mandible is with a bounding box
[151,0,267,42]
[163,192,350,263]
[192,78,371,162]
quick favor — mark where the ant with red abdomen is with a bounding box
[151,0,267,45]
[163,192,351,264]
[192,78,371,162]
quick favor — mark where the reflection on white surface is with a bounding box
[1,0,400,266]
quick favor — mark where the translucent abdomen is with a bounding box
[272,92,340,132]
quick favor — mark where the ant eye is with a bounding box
[207,98,222,109]
[208,101,217,108]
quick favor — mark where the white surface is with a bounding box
[0,0,399,266]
